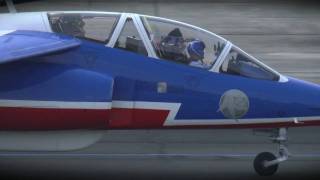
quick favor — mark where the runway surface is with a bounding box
[0,0,320,179]
[0,128,320,179]
[1,156,320,180]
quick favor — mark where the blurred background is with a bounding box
[0,0,320,179]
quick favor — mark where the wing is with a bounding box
[0,30,81,64]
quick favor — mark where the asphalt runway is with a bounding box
[0,128,320,179]
[0,0,320,179]
[1,157,320,180]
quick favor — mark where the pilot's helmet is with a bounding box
[160,28,186,63]
[163,28,184,47]
[187,40,206,60]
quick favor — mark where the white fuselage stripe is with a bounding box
[0,100,112,109]
[163,116,320,126]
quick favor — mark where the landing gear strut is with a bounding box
[253,128,290,176]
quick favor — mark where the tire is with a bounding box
[254,152,278,176]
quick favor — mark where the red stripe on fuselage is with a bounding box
[1,107,320,130]
[0,107,170,130]
[0,107,110,130]
[108,108,170,128]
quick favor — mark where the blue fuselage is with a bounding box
[0,38,320,129]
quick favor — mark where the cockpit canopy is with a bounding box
[141,16,226,69]
[47,12,285,82]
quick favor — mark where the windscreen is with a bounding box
[220,47,280,81]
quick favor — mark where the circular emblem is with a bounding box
[219,89,249,119]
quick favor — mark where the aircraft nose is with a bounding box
[288,77,320,115]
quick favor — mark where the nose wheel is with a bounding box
[253,128,290,176]
[254,152,278,176]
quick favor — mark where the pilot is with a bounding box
[159,28,188,64]
[58,14,86,37]
[185,40,210,69]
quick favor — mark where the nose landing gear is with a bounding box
[253,128,290,176]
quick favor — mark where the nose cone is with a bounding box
[286,77,320,117]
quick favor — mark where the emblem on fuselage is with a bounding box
[219,89,249,119]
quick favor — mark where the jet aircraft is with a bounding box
[0,11,320,176]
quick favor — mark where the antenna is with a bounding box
[5,0,17,13]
